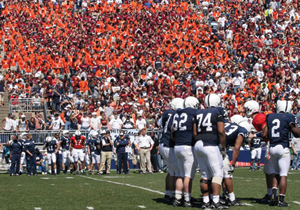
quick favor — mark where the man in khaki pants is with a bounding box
[134,128,154,174]
[100,130,113,174]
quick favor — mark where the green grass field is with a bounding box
[0,168,300,210]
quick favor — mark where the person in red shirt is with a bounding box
[70,130,86,174]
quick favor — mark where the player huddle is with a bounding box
[44,129,109,175]
[159,94,300,209]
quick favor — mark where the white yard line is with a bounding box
[86,207,94,210]
[138,205,146,208]
[243,203,253,206]
[78,175,164,195]
[293,201,300,205]
[34,208,41,210]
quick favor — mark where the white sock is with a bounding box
[272,188,278,197]
[175,190,182,200]
[54,169,57,174]
[228,192,235,201]
[213,195,220,203]
[267,188,272,196]
[184,192,191,202]
[203,195,209,203]
[49,170,52,174]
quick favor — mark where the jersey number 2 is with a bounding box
[271,119,280,138]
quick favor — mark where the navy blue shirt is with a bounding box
[115,135,129,153]
[267,113,296,148]
[225,122,248,147]
[101,136,113,152]
[88,138,101,155]
[24,140,35,155]
[251,137,262,148]
[36,153,43,162]
[173,108,197,146]
[9,141,22,155]
[131,140,139,155]
[195,107,225,146]
[19,139,25,148]
[45,140,58,153]
[60,136,70,150]
[160,110,175,147]
[64,110,73,122]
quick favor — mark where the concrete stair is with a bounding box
[0,92,9,120]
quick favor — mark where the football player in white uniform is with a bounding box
[159,98,183,203]
[58,130,74,174]
[194,94,227,209]
[172,96,199,207]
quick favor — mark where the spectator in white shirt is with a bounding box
[90,112,101,131]
[108,112,123,130]
[50,114,64,131]
[136,115,147,130]
[233,74,243,93]
[1,113,13,131]
[11,115,18,131]
[257,68,265,82]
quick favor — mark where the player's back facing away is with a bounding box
[225,122,248,147]
[195,107,225,146]
[160,109,175,147]
[266,113,296,148]
[173,107,197,146]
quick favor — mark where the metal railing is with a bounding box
[9,98,48,114]
[0,129,162,144]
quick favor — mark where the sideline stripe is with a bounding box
[79,175,164,195]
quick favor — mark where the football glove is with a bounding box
[228,165,235,173]
[220,148,227,159]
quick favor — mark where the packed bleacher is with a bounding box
[0,0,300,131]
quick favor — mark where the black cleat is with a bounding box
[220,197,227,205]
[88,170,92,175]
[164,195,171,204]
[211,202,229,209]
[257,166,261,171]
[278,201,289,207]
[191,197,199,202]
[183,201,193,207]
[172,198,182,207]
[228,199,245,206]
[260,194,271,204]
[201,202,211,209]
[270,195,278,206]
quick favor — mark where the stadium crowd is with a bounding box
[0,0,300,130]
[1,0,300,208]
